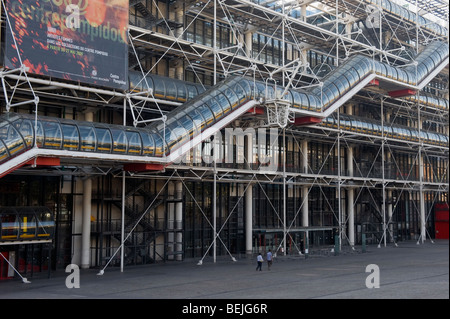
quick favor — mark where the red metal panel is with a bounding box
[0,252,9,280]
[123,163,165,172]
[435,203,449,239]
[24,157,60,167]
[388,89,416,98]
[246,106,265,115]
[294,116,322,126]
[435,222,449,239]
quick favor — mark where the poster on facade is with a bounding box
[4,0,129,90]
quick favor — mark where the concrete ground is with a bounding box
[0,240,448,300]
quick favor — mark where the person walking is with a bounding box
[256,253,263,271]
[266,250,273,270]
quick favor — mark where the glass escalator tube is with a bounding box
[188,108,208,135]
[79,124,97,152]
[350,57,370,84]
[152,75,167,100]
[426,51,440,72]
[140,131,155,157]
[61,123,80,151]
[95,125,113,153]
[172,111,200,149]
[254,82,266,100]
[128,72,145,92]
[307,94,321,112]
[265,84,276,100]
[126,130,143,155]
[202,95,222,121]
[110,128,128,154]
[176,82,188,102]
[289,90,301,110]
[419,55,433,78]
[149,130,166,157]
[384,64,394,80]
[414,63,427,81]
[16,118,34,148]
[443,135,449,147]
[0,208,19,241]
[326,116,336,128]
[342,64,359,89]
[335,72,352,96]
[383,0,392,13]
[0,117,26,162]
[0,139,8,163]
[236,78,253,100]
[18,208,36,239]
[215,91,234,118]
[323,82,340,106]
[443,99,449,111]
[0,207,55,242]
[165,120,189,153]
[231,82,249,105]
[367,121,375,135]
[283,90,294,109]
[404,127,412,141]
[318,87,333,110]
[343,115,352,131]
[186,83,200,100]
[35,207,55,239]
[42,118,64,150]
[391,65,399,82]
[373,122,382,137]
[195,82,207,95]
[164,78,178,101]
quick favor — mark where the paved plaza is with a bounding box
[0,240,448,300]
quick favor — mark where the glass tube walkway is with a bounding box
[0,41,448,177]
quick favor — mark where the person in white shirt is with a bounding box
[256,253,263,271]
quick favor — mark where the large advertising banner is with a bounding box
[4,0,129,90]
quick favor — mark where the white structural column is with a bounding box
[346,104,355,247]
[168,181,175,260]
[245,183,253,255]
[81,110,93,269]
[418,110,426,243]
[244,28,252,58]
[245,132,253,255]
[387,189,393,242]
[175,181,183,261]
[174,4,184,80]
[301,140,309,243]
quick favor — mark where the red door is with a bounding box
[435,203,449,239]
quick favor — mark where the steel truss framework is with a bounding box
[0,0,448,272]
